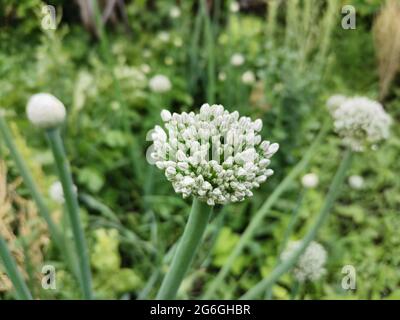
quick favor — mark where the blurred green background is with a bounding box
[0,0,399,300]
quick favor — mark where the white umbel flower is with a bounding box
[241,71,255,85]
[301,173,319,189]
[26,93,66,129]
[49,181,78,204]
[281,241,327,282]
[332,96,392,152]
[326,94,347,115]
[149,75,172,93]
[150,104,279,205]
[348,175,364,190]
[230,53,245,66]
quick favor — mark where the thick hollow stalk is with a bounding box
[0,236,33,300]
[157,198,213,300]
[240,149,353,299]
[46,128,93,300]
[203,124,328,299]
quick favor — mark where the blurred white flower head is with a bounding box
[149,75,172,93]
[164,57,174,66]
[326,94,347,115]
[158,31,170,42]
[230,53,245,66]
[348,175,364,190]
[26,93,66,129]
[143,49,152,58]
[332,96,392,152]
[49,181,78,204]
[140,64,151,74]
[241,70,255,84]
[173,37,183,47]
[149,104,279,205]
[281,241,327,282]
[218,72,227,82]
[230,1,240,13]
[301,173,319,189]
[169,6,181,18]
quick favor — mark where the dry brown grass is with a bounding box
[373,0,400,101]
[0,161,49,293]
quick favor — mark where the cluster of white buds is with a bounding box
[26,93,66,129]
[49,181,78,204]
[149,75,172,93]
[329,96,392,152]
[281,241,327,282]
[150,104,279,205]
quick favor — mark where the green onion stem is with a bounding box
[157,198,213,300]
[46,128,93,300]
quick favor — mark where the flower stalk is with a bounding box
[46,128,93,300]
[156,198,213,299]
[0,236,33,300]
[240,149,353,299]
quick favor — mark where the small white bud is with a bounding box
[161,109,172,122]
[253,119,262,132]
[49,181,77,204]
[27,93,66,129]
[230,2,240,13]
[348,175,364,190]
[149,75,172,93]
[301,173,319,189]
[230,53,245,66]
[169,6,181,18]
[241,70,255,84]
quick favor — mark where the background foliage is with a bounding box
[0,0,399,300]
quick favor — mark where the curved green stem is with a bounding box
[0,117,63,249]
[46,128,93,300]
[203,124,328,299]
[264,190,305,299]
[277,190,306,258]
[157,198,213,300]
[0,116,79,280]
[0,236,32,300]
[240,149,353,300]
